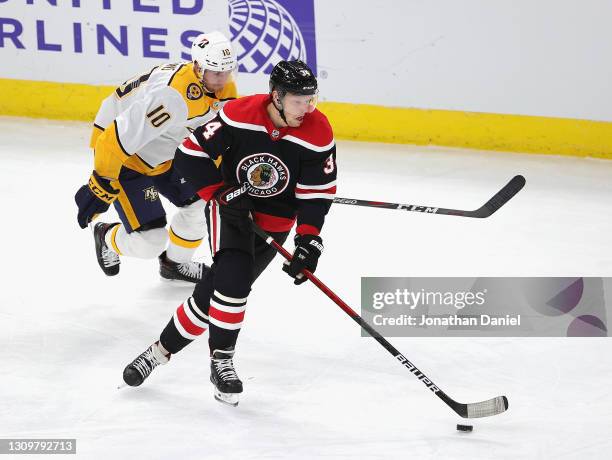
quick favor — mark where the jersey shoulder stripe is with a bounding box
[166,63,211,120]
[166,63,187,87]
[221,94,271,129]
[283,133,335,152]
[221,94,334,152]
[285,109,334,152]
[188,107,211,121]
[219,107,267,133]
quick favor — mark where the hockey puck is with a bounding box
[456,424,473,432]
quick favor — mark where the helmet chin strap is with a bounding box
[194,64,215,94]
[200,71,214,94]
[272,96,289,125]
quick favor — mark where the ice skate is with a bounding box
[123,341,170,387]
[93,222,120,276]
[159,251,209,283]
[210,348,243,406]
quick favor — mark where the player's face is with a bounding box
[202,70,232,92]
[281,92,318,127]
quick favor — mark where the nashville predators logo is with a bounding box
[186,83,203,100]
[236,153,289,198]
[143,186,159,202]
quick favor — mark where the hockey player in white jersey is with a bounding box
[75,31,237,283]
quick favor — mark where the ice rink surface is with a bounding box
[1,117,611,459]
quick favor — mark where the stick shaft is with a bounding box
[333,175,526,218]
[252,224,466,416]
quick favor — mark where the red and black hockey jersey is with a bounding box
[174,93,337,236]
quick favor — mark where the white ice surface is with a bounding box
[1,117,611,459]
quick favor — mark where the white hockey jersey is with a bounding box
[91,62,237,179]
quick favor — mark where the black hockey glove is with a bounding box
[74,171,119,229]
[283,234,323,285]
[213,183,254,234]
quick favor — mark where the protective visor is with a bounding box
[281,91,319,114]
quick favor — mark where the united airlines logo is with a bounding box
[228,0,318,74]
[237,153,290,197]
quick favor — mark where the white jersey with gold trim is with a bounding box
[92,62,236,179]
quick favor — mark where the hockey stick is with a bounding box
[333,174,526,218]
[252,223,508,418]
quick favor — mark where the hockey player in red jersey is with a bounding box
[122,60,337,406]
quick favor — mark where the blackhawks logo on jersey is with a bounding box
[237,153,289,197]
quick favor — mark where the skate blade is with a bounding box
[214,389,239,407]
[159,276,197,286]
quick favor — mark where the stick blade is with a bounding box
[472,175,526,218]
[459,395,509,418]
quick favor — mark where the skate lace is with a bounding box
[177,261,202,279]
[101,245,120,268]
[213,358,239,382]
[133,348,163,378]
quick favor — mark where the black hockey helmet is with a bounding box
[269,60,317,96]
